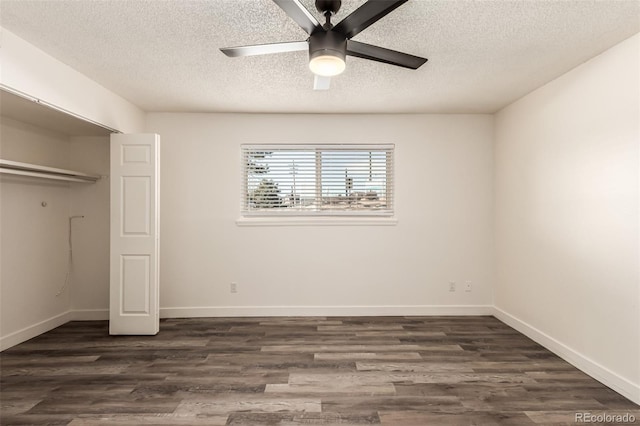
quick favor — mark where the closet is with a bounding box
[0,89,159,350]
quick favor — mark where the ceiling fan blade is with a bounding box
[272,0,321,35]
[347,40,427,69]
[333,0,408,39]
[313,75,331,90]
[220,41,308,57]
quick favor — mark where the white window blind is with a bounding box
[241,144,394,216]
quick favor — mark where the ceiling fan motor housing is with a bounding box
[315,0,342,15]
[309,31,347,63]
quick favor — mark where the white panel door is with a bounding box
[110,134,160,335]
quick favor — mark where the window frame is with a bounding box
[239,144,395,222]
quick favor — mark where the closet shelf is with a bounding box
[0,159,100,183]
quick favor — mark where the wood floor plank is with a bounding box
[67,414,229,425]
[265,383,397,396]
[0,398,42,416]
[173,396,322,415]
[287,371,538,386]
[321,395,463,413]
[355,361,475,373]
[26,398,182,415]
[525,409,640,424]
[379,410,537,425]
[314,352,422,361]
[1,316,638,425]
[261,344,463,353]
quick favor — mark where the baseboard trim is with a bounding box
[493,306,640,405]
[71,309,109,321]
[160,305,494,318]
[0,311,73,351]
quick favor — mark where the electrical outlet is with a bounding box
[465,281,472,292]
[230,282,238,293]
[449,281,456,292]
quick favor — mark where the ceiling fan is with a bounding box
[220,0,428,90]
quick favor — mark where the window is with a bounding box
[241,144,394,216]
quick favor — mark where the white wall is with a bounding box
[494,33,640,403]
[68,136,110,318]
[0,121,110,348]
[0,117,73,349]
[0,27,145,134]
[146,113,494,316]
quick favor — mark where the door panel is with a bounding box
[110,133,159,335]
[122,176,150,235]
[121,255,150,314]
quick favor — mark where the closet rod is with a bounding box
[0,159,100,183]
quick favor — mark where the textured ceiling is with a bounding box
[1,0,638,114]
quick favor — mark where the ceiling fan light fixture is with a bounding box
[308,30,347,77]
[309,53,345,77]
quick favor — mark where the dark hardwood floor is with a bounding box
[1,316,638,425]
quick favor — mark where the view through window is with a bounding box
[241,144,394,215]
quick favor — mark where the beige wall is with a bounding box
[146,113,495,316]
[494,33,640,401]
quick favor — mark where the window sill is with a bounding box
[235,216,398,227]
